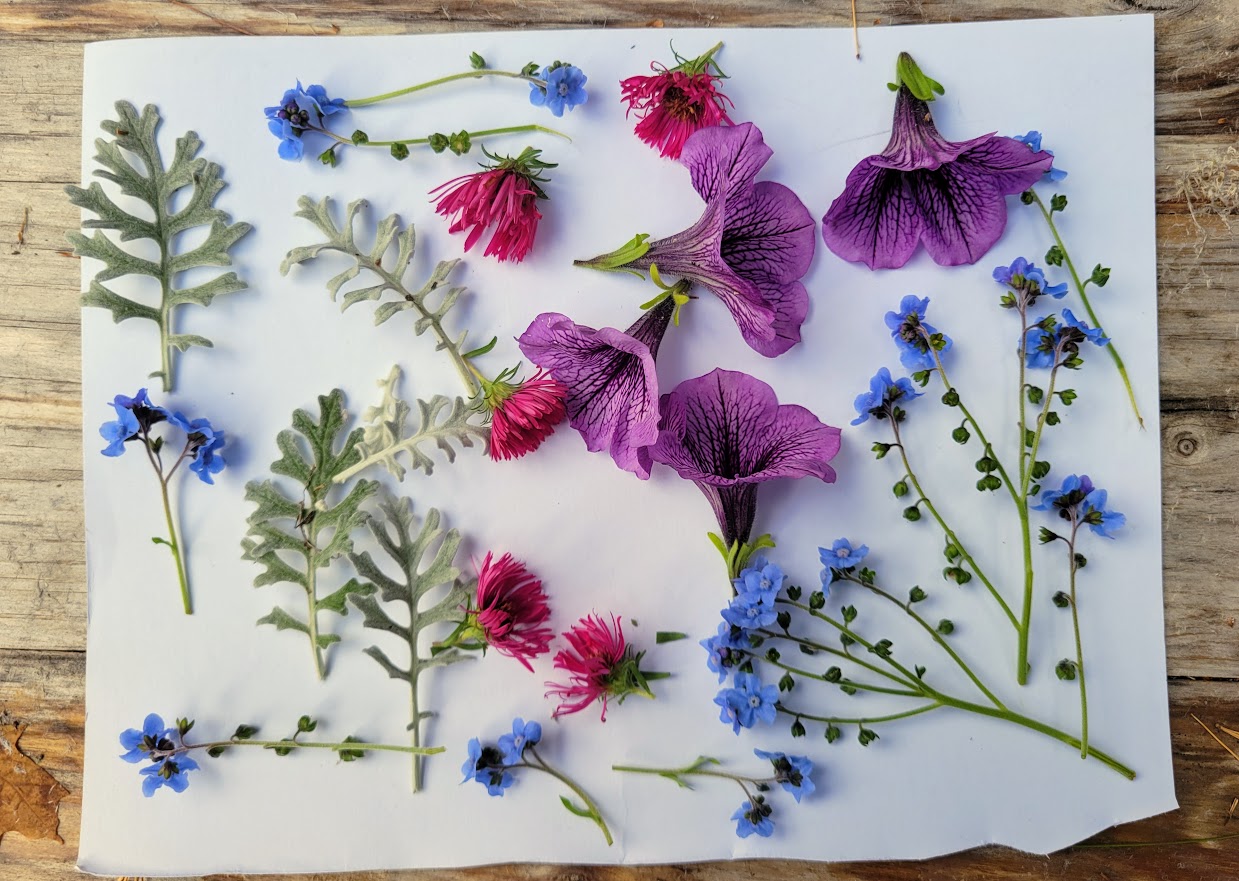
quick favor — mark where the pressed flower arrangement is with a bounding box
[73,25,1165,870]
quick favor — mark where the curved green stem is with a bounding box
[842,574,1007,711]
[755,630,917,689]
[776,599,924,686]
[1029,187,1143,428]
[345,69,545,107]
[178,739,443,756]
[890,421,1018,631]
[777,703,943,727]
[1067,523,1088,758]
[1015,308,1034,685]
[524,748,613,846]
[760,655,922,698]
[142,431,191,614]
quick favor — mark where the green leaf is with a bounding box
[655,631,688,644]
[65,101,251,392]
[559,795,595,819]
[338,365,489,484]
[242,389,378,679]
[469,51,487,69]
[348,494,475,790]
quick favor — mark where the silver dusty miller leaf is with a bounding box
[66,100,252,392]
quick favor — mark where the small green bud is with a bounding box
[936,618,955,635]
[908,586,927,604]
[1025,429,1036,448]
[1045,411,1061,426]
[150,436,164,454]
[790,718,807,738]
[1064,356,1084,370]
[941,388,960,407]
[808,590,826,610]
[872,442,891,459]
[858,568,875,585]
[912,370,931,387]
[1059,389,1078,406]
[1089,264,1111,287]
[297,715,317,733]
[520,61,540,77]
[980,475,1003,492]
[915,664,927,679]
[952,425,970,445]
[778,672,795,692]
[176,717,194,736]
[272,739,295,757]
[1031,460,1051,479]
[1074,552,1088,569]
[944,543,961,562]
[825,724,841,743]
[338,735,365,762]
[1055,659,1078,681]
[857,727,879,747]
[1027,385,1044,405]
[798,643,817,656]
[207,745,228,758]
[469,51,487,69]
[824,666,842,683]
[1052,591,1071,608]
[842,605,858,625]
[1020,190,1035,205]
[975,456,997,473]
[233,724,258,740]
[390,142,410,160]
[448,130,472,155]
[1045,244,1065,267]
[786,584,802,601]
[765,647,781,663]
[350,129,369,145]
[427,132,449,153]
[839,684,858,696]
[903,505,922,522]
[870,639,893,659]
[1050,194,1068,213]
[839,633,855,648]
[893,479,909,498]
[776,610,792,631]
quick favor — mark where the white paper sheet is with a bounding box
[76,16,1172,875]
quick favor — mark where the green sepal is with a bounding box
[888,52,945,101]
[655,631,688,644]
[573,233,651,276]
[469,51,487,70]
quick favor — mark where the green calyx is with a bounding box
[482,145,557,199]
[475,364,524,414]
[638,266,694,326]
[708,532,777,582]
[887,52,945,102]
[605,648,665,704]
[574,233,651,277]
[670,41,726,77]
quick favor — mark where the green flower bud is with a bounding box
[936,618,955,635]
[427,133,449,153]
[808,590,826,610]
[903,505,922,521]
[1055,659,1078,681]
[790,719,807,738]
[778,672,795,692]
[824,666,842,683]
[390,142,410,160]
[825,724,841,743]
[908,586,927,604]
[941,388,960,407]
[952,425,970,444]
[857,727,879,747]
[350,129,369,145]
[1052,591,1071,608]
[893,479,909,498]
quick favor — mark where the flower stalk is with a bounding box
[345,68,550,107]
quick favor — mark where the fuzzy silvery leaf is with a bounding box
[66,101,252,392]
[348,493,474,791]
[241,389,378,680]
[333,365,490,484]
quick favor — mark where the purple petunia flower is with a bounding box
[885,294,952,370]
[821,53,1053,270]
[518,297,674,479]
[579,123,816,357]
[647,369,841,549]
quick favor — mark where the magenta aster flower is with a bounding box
[647,369,842,548]
[577,123,815,357]
[821,53,1053,270]
[620,43,733,159]
[517,297,674,479]
[473,552,553,671]
[545,613,656,721]
[478,367,567,462]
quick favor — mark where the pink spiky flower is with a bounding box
[479,366,567,461]
[546,613,660,721]
[430,147,555,263]
[620,43,733,159]
[472,552,554,671]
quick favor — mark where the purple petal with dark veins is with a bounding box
[743,276,810,358]
[697,483,759,550]
[518,298,674,479]
[821,85,1053,270]
[681,123,773,204]
[722,180,816,284]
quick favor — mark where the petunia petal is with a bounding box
[822,159,923,270]
[680,123,773,205]
[957,136,1054,195]
[905,164,1007,266]
[722,181,816,284]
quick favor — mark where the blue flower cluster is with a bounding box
[702,558,783,694]
[1014,130,1068,183]
[119,713,199,797]
[852,367,922,426]
[993,256,1068,300]
[884,294,953,370]
[1035,474,1125,538]
[1023,309,1110,370]
[264,81,347,161]
[99,388,226,484]
[528,63,588,117]
[715,671,779,735]
[462,717,542,796]
[732,749,816,838]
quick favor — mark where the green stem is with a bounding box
[365,124,569,148]
[1015,307,1034,686]
[1029,187,1143,428]
[345,69,545,107]
[142,432,191,614]
[524,748,613,846]
[891,420,1018,631]
[756,630,917,689]
[410,675,422,792]
[304,520,325,681]
[778,703,943,727]
[842,574,1007,711]
[760,655,922,698]
[927,342,1018,506]
[179,739,443,756]
[776,599,925,686]
[936,693,1133,779]
[1068,522,1088,758]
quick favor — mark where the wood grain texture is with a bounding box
[1,1,1237,878]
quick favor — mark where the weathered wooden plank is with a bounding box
[0,654,1235,881]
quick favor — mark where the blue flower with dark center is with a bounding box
[498,718,542,765]
[852,367,922,426]
[1035,474,1125,539]
[994,257,1068,301]
[754,749,816,803]
[884,295,952,370]
[1014,131,1068,182]
[100,389,168,457]
[714,672,778,734]
[1023,326,1057,369]
[732,796,775,838]
[119,713,175,763]
[530,64,588,117]
[701,622,749,683]
[819,538,868,573]
[167,412,226,484]
[264,82,346,161]
[138,754,199,797]
[462,737,512,795]
[1062,309,1110,347]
